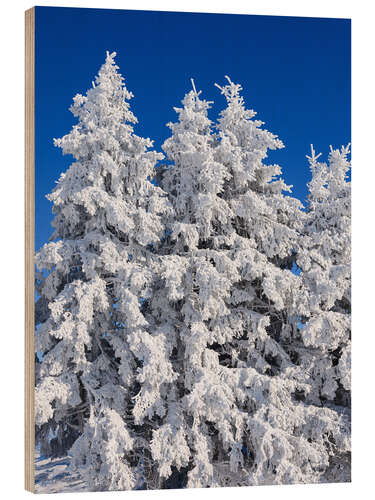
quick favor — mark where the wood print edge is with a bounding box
[25,6,35,494]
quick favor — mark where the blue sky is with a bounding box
[35,6,350,250]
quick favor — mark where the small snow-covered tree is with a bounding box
[34,52,173,491]
[295,144,351,481]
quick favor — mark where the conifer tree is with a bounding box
[210,79,350,486]
[295,145,351,481]
[149,81,237,489]
[34,52,173,491]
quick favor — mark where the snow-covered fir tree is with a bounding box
[149,81,238,488]
[295,144,351,481]
[209,78,350,486]
[34,52,173,491]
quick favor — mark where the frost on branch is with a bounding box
[70,409,135,491]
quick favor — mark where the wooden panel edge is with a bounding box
[25,6,35,494]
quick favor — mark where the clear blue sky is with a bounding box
[35,6,350,250]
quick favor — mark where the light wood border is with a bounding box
[25,6,35,493]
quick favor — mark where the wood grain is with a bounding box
[25,7,35,493]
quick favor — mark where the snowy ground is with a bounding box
[35,449,85,494]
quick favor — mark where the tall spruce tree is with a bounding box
[149,82,237,489]
[34,52,173,491]
[211,79,350,486]
[295,145,351,481]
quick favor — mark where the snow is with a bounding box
[35,448,85,494]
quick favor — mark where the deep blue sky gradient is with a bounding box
[35,6,350,250]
